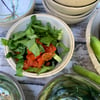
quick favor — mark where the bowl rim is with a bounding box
[38,74,100,100]
[5,13,74,78]
[54,0,97,8]
[0,0,35,25]
[0,71,25,100]
[48,0,98,9]
[86,9,100,74]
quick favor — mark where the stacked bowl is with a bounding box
[42,0,98,24]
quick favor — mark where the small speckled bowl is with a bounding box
[0,0,35,29]
[38,74,100,100]
[46,0,98,16]
[5,14,74,78]
[0,71,25,100]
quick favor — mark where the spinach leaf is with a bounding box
[25,39,40,57]
[33,24,48,31]
[25,26,35,39]
[40,35,53,46]
[26,67,40,73]
[15,59,24,76]
[31,15,42,25]
[38,66,54,74]
[38,44,45,53]
[14,39,29,46]
[12,31,26,41]
[8,39,17,50]
[6,52,14,58]
[26,66,54,74]
[1,38,8,45]
[57,42,69,57]
[47,22,62,40]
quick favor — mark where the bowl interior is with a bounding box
[0,72,25,100]
[5,14,74,78]
[38,74,100,100]
[86,9,100,74]
[0,0,35,23]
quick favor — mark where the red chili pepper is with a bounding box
[15,58,19,62]
[36,38,43,45]
[45,62,50,66]
[42,52,55,61]
[43,44,56,53]
[15,52,20,54]
[23,40,56,70]
[26,54,36,61]
[23,60,30,70]
[37,56,44,68]
[27,49,32,55]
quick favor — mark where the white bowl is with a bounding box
[45,0,94,19]
[86,9,100,74]
[47,0,98,15]
[5,14,74,78]
[55,0,97,7]
[43,0,94,24]
[0,0,35,29]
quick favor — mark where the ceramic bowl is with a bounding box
[5,14,74,78]
[0,71,25,100]
[38,74,100,100]
[55,0,97,7]
[43,0,94,24]
[0,0,35,29]
[46,0,93,19]
[86,9,100,74]
[47,0,98,15]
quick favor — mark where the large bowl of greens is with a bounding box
[38,74,100,100]
[2,14,74,78]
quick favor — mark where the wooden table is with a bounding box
[0,0,99,99]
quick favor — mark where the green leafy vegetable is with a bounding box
[1,38,8,45]
[25,39,40,57]
[57,42,69,57]
[6,52,14,58]
[15,59,24,76]
[38,66,54,74]
[12,31,26,41]
[40,35,53,46]
[26,66,54,74]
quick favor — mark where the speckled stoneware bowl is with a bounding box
[5,14,74,78]
[38,74,100,100]
[0,71,25,100]
[0,0,35,29]
[46,0,98,15]
[86,9,100,74]
[43,0,95,24]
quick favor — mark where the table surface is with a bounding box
[0,0,99,100]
